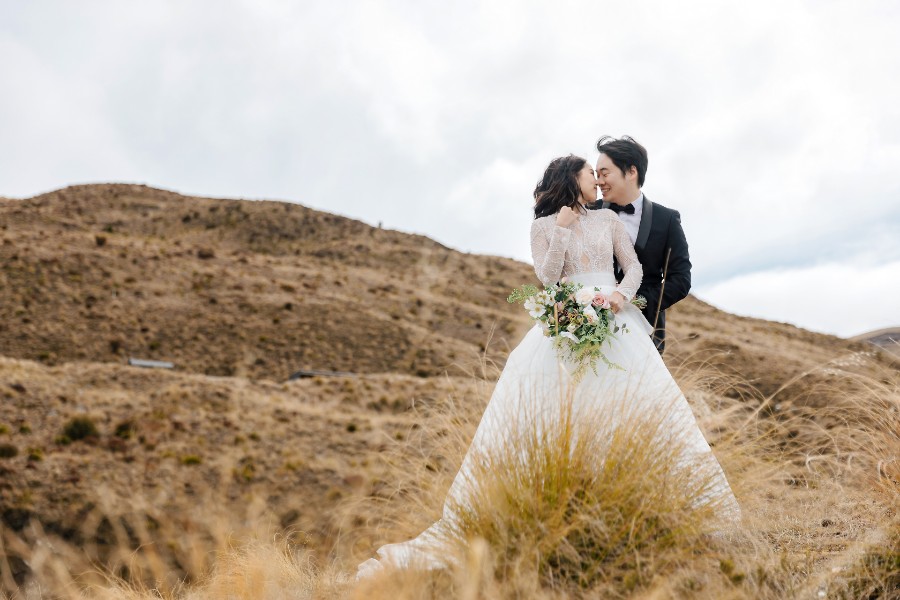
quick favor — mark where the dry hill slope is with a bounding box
[1,184,532,380]
[0,184,890,386]
[1,184,898,595]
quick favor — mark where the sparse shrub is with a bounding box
[0,443,17,459]
[107,437,128,453]
[234,460,255,482]
[18,424,31,434]
[114,420,136,439]
[0,424,8,435]
[180,455,202,465]
[62,416,99,441]
[346,423,358,433]
[26,447,43,462]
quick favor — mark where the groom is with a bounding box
[589,136,691,354]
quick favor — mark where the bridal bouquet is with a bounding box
[508,281,647,381]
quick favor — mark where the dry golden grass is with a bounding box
[1,184,898,598]
[3,352,895,599]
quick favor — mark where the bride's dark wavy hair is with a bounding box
[533,154,588,219]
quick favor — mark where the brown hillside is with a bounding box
[0,184,890,387]
[1,184,531,381]
[1,184,898,595]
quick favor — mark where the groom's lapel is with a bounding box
[635,195,653,251]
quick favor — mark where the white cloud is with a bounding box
[696,259,900,337]
[0,35,141,191]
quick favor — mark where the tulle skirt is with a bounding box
[357,273,740,578]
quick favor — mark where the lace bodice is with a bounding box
[530,208,642,300]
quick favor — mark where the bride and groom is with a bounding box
[357,136,739,578]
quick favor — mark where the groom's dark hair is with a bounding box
[595,136,648,187]
[533,155,588,219]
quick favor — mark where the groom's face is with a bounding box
[595,153,634,206]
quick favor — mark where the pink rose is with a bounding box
[592,293,610,309]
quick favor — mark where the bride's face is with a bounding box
[576,164,598,204]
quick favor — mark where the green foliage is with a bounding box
[507,284,540,304]
[180,455,202,465]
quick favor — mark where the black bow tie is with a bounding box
[608,203,635,215]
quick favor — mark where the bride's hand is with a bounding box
[556,206,579,228]
[608,291,626,313]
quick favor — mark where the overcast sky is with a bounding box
[2,1,898,338]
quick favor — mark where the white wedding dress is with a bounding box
[357,208,740,578]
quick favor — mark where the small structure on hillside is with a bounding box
[127,358,175,369]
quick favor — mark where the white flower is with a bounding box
[537,291,553,305]
[560,331,579,344]
[524,297,545,319]
[582,306,599,324]
[574,288,595,306]
[567,323,578,332]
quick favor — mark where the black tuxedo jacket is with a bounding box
[590,195,691,353]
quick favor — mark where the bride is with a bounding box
[357,154,740,578]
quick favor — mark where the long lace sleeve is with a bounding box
[612,217,642,300]
[530,219,571,286]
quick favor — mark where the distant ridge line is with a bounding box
[850,326,900,341]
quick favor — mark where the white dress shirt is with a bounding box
[614,192,643,245]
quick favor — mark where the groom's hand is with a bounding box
[608,291,626,313]
[556,206,579,228]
